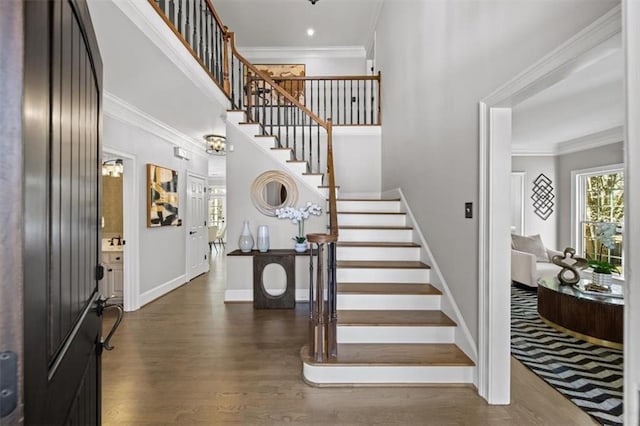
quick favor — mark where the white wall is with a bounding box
[333,128,382,196]
[239,49,366,76]
[374,0,618,343]
[511,156,557,249]
[556,141,624,248]
[103,114,208,298]
[225,123,326,300]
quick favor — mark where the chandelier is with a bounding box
[204,134,226,155]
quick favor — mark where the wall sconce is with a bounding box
[204,134,227,156]
[102,159,123,177]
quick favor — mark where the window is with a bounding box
[574,165,624,272]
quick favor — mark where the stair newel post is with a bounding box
[327,241,337,359]
[308,243,316,358]
[314,242,326,362]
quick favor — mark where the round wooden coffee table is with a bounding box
[537,277,623,349]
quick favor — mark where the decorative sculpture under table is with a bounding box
[551,247,588,285]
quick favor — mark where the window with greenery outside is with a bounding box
[581,171,623,272]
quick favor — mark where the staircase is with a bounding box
[301,197,475,385]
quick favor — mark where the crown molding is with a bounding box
[555,125,623,155]
[237,46,366,60]
[512,126,623,157]
[103,92,208,160]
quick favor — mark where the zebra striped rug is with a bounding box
[511,284,623,426]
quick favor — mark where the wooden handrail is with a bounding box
[265,75,380,81]
[149,0,339,361]
[227,33,329,132]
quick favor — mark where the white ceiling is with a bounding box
[213,0,382,50]
[512,43,623,155]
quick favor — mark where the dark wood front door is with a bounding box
[23,0,104,424]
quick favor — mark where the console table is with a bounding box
[537,277,623,349]
[227,249,309,309]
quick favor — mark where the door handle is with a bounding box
[96,297,124,351]
[189,231,196,235]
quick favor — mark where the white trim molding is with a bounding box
[102,148,140,312]
[623,1,640,423]
[139,274,187,307]
[104,92,209,160]
[513,126,624,156]
[478,5,621,405]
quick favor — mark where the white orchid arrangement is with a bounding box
[275,202,323,243]
[589,222,619,274]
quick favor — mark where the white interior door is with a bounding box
[187,173,208,280]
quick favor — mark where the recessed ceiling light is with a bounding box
[307,28,315,37]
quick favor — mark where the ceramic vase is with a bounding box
[238,220,254,253]
[592,271,612,289]
[295,241,308,253]
[257,225,269,253]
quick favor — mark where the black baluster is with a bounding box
[185,0,190,46]
[357,80,360,125]
[350,80,353,125]
[370,78,374,125]
[177,0,183,36]
[199,0,204,60]
[158,0,165,14]
[168,0,175,25]
[315,79,319,121]
[323,80,326,121]
[192,0,198,54]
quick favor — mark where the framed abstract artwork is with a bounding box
[245,64,306,105]
[147,163,180,227]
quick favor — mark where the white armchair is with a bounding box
[511,247,563,288]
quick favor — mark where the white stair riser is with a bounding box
[270,150,293,162]
[226,111,246,124]
[303,364,474,385]
[337,201,402,213]
[337,246,420,261]
[338,228,413,243]
[254,138,276,150]
[337,214,406,227]
[337,294,440,310]
[284,162,307,175]
[238,124,261,137]
[337,268,430,283]
[337,326,454,344]
[301,175,323,188]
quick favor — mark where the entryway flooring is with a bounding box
[102,252,596,425]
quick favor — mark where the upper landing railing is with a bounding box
[148,0,343,362]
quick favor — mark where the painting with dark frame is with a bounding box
[147,163,180,227]
[245,64,306,106]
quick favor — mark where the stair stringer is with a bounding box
[382,188,478,383]
[226,111,328,198]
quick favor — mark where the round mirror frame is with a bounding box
[251,170,298,216]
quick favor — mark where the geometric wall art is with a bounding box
[531,173,554,220]
[147,163,180,227]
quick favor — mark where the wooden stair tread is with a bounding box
[301,344,474,366]
[318,185,340,189]
[339,225,413,230]
[256,134,277,138]
[238,121,258,125]
[303,173,323,176]
[270,148,290,151]
[286,160,306,163]
[338,283,441,295]
[338,260,430,269]
[338,310,455,327]
[337,242,420,248]
[337,198,401,202]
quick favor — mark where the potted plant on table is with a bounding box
[275,202,322,252]
[588,222,620,288]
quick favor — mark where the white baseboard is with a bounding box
[139,275,186,307]
[224,289,310,302]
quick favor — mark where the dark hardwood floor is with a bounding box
[102,251,596,425]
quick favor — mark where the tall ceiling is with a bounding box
[213,0,383,50]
